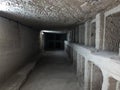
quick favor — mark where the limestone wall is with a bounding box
[0,17,40,85]
[65,41,120,90]
[65,4,120,90]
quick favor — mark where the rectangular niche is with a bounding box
[90,22,96,47]
[70,47,73,63]
[108,77,120,90]
[77,55,85,87]
[90,64,103,90]
[79,24,85,45]
[73,50,77,70]
[85,61,103,90]
[104,13,120,53]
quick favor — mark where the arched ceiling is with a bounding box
[0,0,119,29]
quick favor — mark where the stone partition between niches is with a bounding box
[105,13,120,52]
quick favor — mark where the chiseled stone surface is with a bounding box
[65,41,120,90]
[105,14,120,52]
[0,16,40,85]
[0,0,119,29]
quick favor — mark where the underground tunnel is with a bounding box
[0,0,120,90]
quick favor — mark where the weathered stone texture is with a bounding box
[105,14,120,52]
[0,16,40,85]
[0,0,119,29]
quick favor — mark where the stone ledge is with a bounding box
[65,41,120,80]
[0,61,36,90]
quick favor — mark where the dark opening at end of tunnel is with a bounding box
[44,33,67,51]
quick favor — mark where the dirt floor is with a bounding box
[20,51,79,90]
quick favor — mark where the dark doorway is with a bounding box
[44,33,67,50]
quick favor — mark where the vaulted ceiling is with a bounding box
[0,0,119,29]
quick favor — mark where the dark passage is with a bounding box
[20,51,79,90]
[44,33,66,50]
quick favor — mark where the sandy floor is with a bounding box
[20,51,79,90]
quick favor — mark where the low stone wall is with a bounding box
[0,60,37,90]
[65,41,120,90]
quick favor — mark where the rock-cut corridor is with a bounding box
[20,51,80,90]
[0,1,120,90]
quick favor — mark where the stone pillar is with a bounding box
[85,21,90,46]
[95,12,104,50]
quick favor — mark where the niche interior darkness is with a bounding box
[44,33,67,50]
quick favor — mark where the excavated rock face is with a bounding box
[0,0,119,29]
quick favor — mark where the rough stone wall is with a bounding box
[0,16,40,85]
[0,0,119,29]
[105,14,120,52]
[65,4,120,90]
